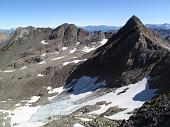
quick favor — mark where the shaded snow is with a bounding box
[63,59,87,66]
[40,40,48,45]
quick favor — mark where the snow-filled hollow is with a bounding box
[1,77,157,126]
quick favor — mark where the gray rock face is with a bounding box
[77,28,90,42]
[2,26,52,50]
[48,23,69,40]
[0,32,8,42]
[49,23,105,47]
[62,24,78,47]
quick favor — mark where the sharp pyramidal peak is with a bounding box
[66,15,170,89]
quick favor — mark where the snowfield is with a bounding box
[81,39,108,53]
[0,77,156,127]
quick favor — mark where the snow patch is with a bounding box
[46,86,52,90]
[76,42,80,45]
[41,53,47,57]
[1,96,43,127]
[20,66,27,70]
[88,77,156,120]
[47,96,56,101]
[70,48,76,53]
[48,86,64,94]
[79,118,92,121]
[3,70,15,73]
[28,96,40,103]
[63,59,87,66]
[10,106,42,127]
[62,47,68,50]
[100,39,108,45]
[38,61,45,65]
[73,123,85,127]
[81,46,95,53]
[40,40,48,45]
[51,56,64,61]
[37,74,44,77]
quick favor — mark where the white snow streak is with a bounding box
[2,70,15,73]
[38,61,45,65]
[51,56,64,61]
[63,59,87,66]
[40,40,48,45]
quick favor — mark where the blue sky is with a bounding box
[0,0,170,29]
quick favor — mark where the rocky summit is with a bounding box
[0,16,169,127]
[66,15,170,88]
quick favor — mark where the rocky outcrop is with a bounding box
[62,24,78,47]
[49,23,105,47]
[120,92,170,127]
[48,23,69,40]
[2,26,52,50]
[0,32,8,42]
[65,15,170,88]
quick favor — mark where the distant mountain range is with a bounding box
[1,23,170,34]
[81,25,120,32]
[81,23,170,32]
[145,23,170,30]
[0,28,15,35]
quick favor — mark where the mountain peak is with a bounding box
[123,15,144,31]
